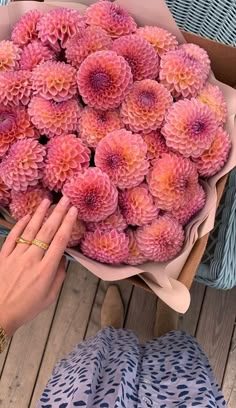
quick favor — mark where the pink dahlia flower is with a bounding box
[179,43,210,83]
[0,139,46,192]
[32,61,77,102]
[63,168,118,222]
[66,26,112,69]
[87,208,127,233]
[147,153,199,211]
[77,50,133,110]
[197,82,227,126]
[0,70,32,106]
[85,1,137,38]
[119,185,159,226]
[159,48,205,98]
[19,41,56,71]
[136,215,185,262]
[121,79,172,132]
[162,99,217,158]
[0,105,37,158]
[112,34,159,81]
[141,131,169,160]
[78,107,123,149]
[11,10,43,47]
[95,129,149,189]
[10,186,52,220]
[137,26,178,57]
[124,229,148,265]
[193,127,232,177]
[37,8,86,51]
[43,134,90,192]
[167,184,206,226]
[81,229,129,264]
[0,40,21,72]
[28,96,82,138]
[0,177,11,207]
[67,218,86,248]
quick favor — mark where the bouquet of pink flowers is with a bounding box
[0,1,232,268]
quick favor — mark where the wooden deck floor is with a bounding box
[0,240,235,407]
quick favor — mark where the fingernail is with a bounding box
[41,198,50,208]
[60,196,70,207]
[68,206,78,217]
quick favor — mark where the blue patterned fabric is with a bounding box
[37,328,226,407]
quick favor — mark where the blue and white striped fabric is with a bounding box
[0,0,11,5]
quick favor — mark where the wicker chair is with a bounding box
[165,0,236,46]
[195,168,236,289]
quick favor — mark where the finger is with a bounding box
[1,214,31,257]
[41,206,77,278]
[45,257,66,306]
[14,199,51,255]
[28,196,71,261]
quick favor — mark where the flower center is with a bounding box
[0,114,7,123]
[186,54,197,63]
[181,50,197,65]
[106,152,122,169]
[110,5,125,21]
[177,177,188,192]
[192,120,205,135]
[84,190,98,209]
[98,112,108,123]
[0,111,15,132]
[171,176,188,193]
[125,55,138,74]
[90,70,111,92]
[139,91,156,108]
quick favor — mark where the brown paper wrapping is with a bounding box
[0,0,236,313]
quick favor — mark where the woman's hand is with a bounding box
[0,197,78,337]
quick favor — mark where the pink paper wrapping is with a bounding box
[0,0,236,313]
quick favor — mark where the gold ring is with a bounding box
[16,237,32,245]
[31,239,49,251]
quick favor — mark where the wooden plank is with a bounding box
[30,261,99,407]
[196,286,236,386]
[178,281,206,335]
[0,342,11,378]
[85,280,133,339]
[125,286,157,343]
[222,325,236,407]
[154,301,179,338]
[0,303,56,408]
[0,236,5,248]
[0,238,8,374]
